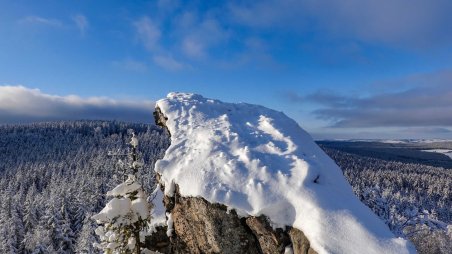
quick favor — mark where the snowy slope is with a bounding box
[154,92,415,254]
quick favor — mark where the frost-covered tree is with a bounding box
[0,121,169,253]
[1,120,449,253]
[92,133,154,254]
[23,224,56,254]
[75,214,98,254]
[321,146,452,253]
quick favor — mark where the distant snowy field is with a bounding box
[319,139,452,144]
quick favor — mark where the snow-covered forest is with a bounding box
[322,147,451,254]
[0,120,450,253]
[0,121,169,253]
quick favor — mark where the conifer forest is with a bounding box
[0,121,450,253]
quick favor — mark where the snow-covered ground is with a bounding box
[318,138,452,144]
[154,92,415,254]
[422,149,452,159]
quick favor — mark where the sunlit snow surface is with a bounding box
[154,92,415,254]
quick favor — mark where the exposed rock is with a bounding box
[147,106,317,254]
[245,216,291,254]
[145,226,171,253]
[170,192,260,254]
[153,106,170,137]
[289,228,317,254]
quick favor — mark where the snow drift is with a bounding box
[154,92,415,254]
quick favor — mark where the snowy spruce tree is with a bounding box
[92,133,154,254]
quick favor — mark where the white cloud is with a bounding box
[157,0,180,12]
[179,16,229,59]
[289,69,452,128]
[134,17,161,52]
[229,0,452,48]
[112,59,148,72]
[0,85,155,124]
[181,37,205,58]
[133,16,189,71]
[19,16,63,27]
[153,55,185,71]
[72,14,89,36]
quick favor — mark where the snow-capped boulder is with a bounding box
[147,92,415,254]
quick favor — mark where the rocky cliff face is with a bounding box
[145,107,317,254]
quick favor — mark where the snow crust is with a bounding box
[154,92,415,254]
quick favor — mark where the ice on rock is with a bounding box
[284,246,294,254]
[154,92,416,254]
[166,212,174,237]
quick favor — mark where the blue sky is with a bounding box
[1,0,452,139]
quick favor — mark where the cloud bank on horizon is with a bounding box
[287,69,452,139]
[2,83,451,140]
[288,70,452,127]
[0,86,155,124]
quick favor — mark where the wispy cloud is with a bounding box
[153,55,185,71]
[229,0,452,48]
[157,0,180,12]
[0,85,155,124]
[288,69,452,128]
[19,16,63,27]
[72,14,88,36]
[133,16,188,71]
[134,17,161,52]
[112,59,148,72]
[178,15,230,59]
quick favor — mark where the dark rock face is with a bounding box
[146,107,317,254]
[245,216,291,254]
[289,228,317,254]
[153,107,168,130]
[144,226,171,253]
[170,193,261,254]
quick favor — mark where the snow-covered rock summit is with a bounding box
[154,92,415,254]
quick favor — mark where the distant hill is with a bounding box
[317,140,452,168]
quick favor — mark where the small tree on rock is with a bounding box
[92,133,154,254]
